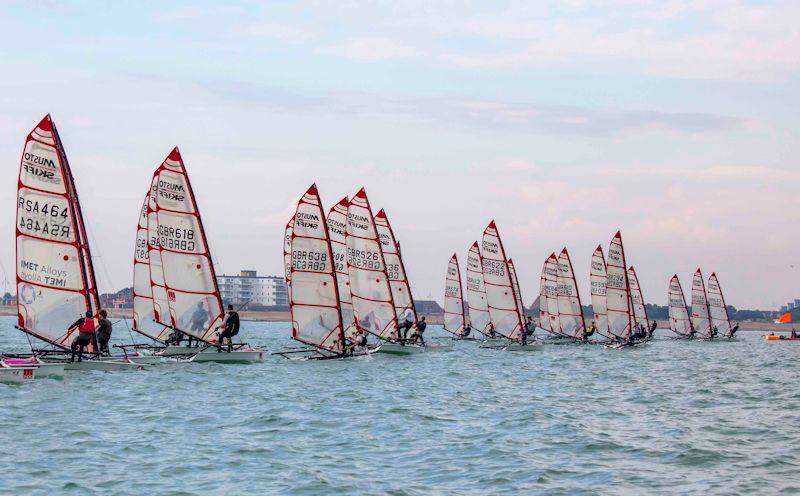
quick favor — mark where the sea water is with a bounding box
[1,317,799,495]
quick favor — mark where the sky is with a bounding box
[0,0,798,310]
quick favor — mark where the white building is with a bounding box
[217,270,288,307]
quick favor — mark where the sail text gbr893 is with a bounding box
[16,115,100,351]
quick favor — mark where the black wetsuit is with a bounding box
[217,311,240,351]
[462,326,471,337]
[96,317,112,354]
[414,321,427,345]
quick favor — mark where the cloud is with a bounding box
[600,166,800,180]
[322,37,417,62]
[238,22,315,44]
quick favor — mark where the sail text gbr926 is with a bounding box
[16,115,100,352]
[345,188,399,341]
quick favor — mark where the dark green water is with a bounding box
[1,317,798,495]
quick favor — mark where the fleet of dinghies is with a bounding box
[0,116,748,380]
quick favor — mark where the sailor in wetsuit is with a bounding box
[410,316,427,345]
[217,304,240,352]
[96,310,113,355]
[397,305,415,342]
[727,324,740,339]
[69,311,96,362]
[461,325,472,338]
[584,321,596,342]
[647,321,657,340]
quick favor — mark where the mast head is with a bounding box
[375,208,386,219]
[487,220,497,229]
[36,114,53,132]
[471,240,479,249]
[337,196,349,207]
[561,247,569,255]
[354,187,367,199]
[168,146,182,162]
[305,183,319,196]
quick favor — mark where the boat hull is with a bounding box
[504,343,540,351]
[0,366,35,383]
[2,359,64,378]
[188,350,264,363]
[61,360,146,371]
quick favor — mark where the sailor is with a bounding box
[217,304,240,352]
[791,328,798,339]
[626,328,636,346]
[354,328,368,350]
[487,323,496,339]
[397,304,415,342]
[524,316,535,337]
[727,324,740,338]
[647,321,657,339]
[69,310,96,362]
[410,316,427,345]
[188,301,210,347]
[461,325,472,338]
[96,310,113,355]
[585,321,596,342]
[710,325,718,339]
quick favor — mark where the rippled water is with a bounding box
[1,316,799,495]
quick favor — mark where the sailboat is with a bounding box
[443,254,473,339]
[691,268,713,339]
[345,188,404,352]
[12,115,140,371]
[480,221,535,350]
[627,266,651,336]
[708,273,738,338]
[276,184,373,360]
[327,196,356,340]
[465,241,492,337]
[605,231,641,347]
[556,248,587,341]
[668,275,695,338]
[589,245,609,337]
[147,148,263,362]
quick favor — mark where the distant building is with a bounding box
[789,302,796,310]
[781,305,789,312]
[100,287,133,309]
[217,270,288,307]
[414,300,443,315]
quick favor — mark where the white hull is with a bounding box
[504,343,540,351]
[0,366,35,383]
[160,345,202,356]
[2,359,64,378]
[62,359,146,371]
[188,350,264,363]
[377,343,425,355]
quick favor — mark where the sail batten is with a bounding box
[444,254,467,335]
[481,221,523,341]
[589,245,608,334]
[16,115,98,351]
[289,184,345,353]
[668,275,694,336]
[345,189,398,339]
[466,241,492,335]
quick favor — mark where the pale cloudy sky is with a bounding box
[0,1,797,309]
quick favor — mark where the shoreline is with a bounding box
[0,306,792,331]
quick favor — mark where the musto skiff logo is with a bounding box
[20,284,37,305]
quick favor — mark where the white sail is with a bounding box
[481,221,523,341]
[147,175,171,337]
[327,196,355,338]
[345,188,398,339]
[375,209,416,320]
[152,148,223,342]
[290,184,345,353]
[444,254,466,335]
[707,273,732,337]
[556,248,586,339]
[627,266,649,330]
[544,253,561,334]
[538,261,550,332]
[668,275,694,336]
[133,190,166,341]
[466,241,492,334]
[16,115,100,350]
[589,245,608,334]
[691,268,712,337]
[606,231,633,339]
[508,258,527,327]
